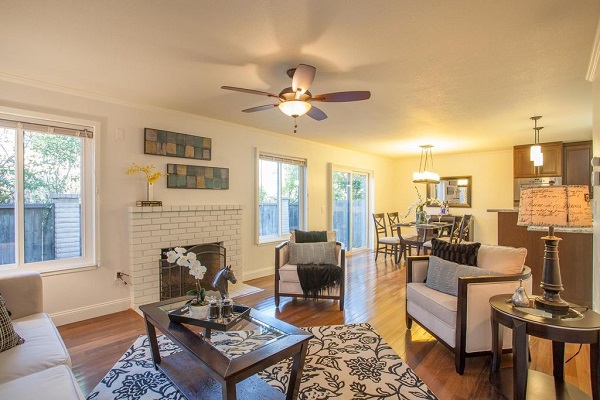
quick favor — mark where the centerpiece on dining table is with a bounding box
[405,186,444,225]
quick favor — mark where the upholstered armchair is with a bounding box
[275,231,346,311]
[405,244,532,374]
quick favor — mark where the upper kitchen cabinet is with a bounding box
[563,140,592,195]
[513,141,563,178]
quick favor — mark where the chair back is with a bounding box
[387,212,400,229]
[458,215,473,243]
[437,215,456,239]
[372,213,388,239]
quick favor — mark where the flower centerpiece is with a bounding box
[404,186,443,224]
[126,163,166,204]
[166,247,208,306]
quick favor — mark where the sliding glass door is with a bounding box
[332,168,369,252]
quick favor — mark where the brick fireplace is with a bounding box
[128,204,243,309]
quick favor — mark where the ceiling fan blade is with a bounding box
[292,64,316,95]
[221,86,279,98]
[306,105,327,121]
[242,104,279,113]
[311,91,371,102]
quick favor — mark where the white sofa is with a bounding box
[405,244,532,374]
[0,270,84,399]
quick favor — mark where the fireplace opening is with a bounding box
[159,242,225,301]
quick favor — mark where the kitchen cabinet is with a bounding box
[563,140,592,195]
[513,141,563,178]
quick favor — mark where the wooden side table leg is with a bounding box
[512,319,528,400]
[287,342,309,400]
[552,340,565,381]
[591,337,599,400]
[144,316,161,368]
[490,315,503,378]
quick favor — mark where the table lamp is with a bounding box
[517,185,592,314]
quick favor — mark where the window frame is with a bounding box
[256,150,307,244]
[0,106,99,275]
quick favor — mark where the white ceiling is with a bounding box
[1,1,599,158]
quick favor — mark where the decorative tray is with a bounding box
[167,304,251,331]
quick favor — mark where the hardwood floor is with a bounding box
[58,250,592,399]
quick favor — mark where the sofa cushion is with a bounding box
[288,242,337,265]
[425,256,498,296]
[0,313,71,384]
[431,238,481,266]
[477,244,527,275]
[291,231,336,243]
[279,263,301,283]
[0,365,84,400]
[407,282,457,328]
[0,293,24,353]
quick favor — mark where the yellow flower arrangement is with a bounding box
[126,163,165,185]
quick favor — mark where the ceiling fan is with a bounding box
[221,64,371,131]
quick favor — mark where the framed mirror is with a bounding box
[426,176,472,208]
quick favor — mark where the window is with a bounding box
[258,153,306,243]
[0,111,96,272]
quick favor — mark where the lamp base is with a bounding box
[534,295,569,315]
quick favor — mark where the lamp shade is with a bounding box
[517,185,592,228]
[278,100,312,117]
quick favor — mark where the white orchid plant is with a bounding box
[402,186,444,219]
[166,247,208,306]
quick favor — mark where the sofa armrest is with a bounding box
[275,241,290,271]
[0,270,43,319]
[406,255,430,284]
[456,266,533,353]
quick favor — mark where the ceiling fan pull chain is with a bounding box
[294,117,298,134]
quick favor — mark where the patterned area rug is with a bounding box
[87,323,437,400]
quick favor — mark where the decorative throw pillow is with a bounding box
[289,241,337,265]
[0,293,25,352]
[477,244,527,275]
[425,256,499,296]
[294,230,328,243]
[431,238,481,266]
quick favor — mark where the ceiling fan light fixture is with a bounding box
[278,100,312,117]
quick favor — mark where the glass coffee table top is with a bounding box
[158,298,289,359]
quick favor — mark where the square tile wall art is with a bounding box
[167,164,229,190]
[144,128,211,160]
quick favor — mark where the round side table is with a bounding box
[489,294,600,400]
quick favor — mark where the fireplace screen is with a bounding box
[159,242,225,301]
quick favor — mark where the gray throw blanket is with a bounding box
[296,264,342,299]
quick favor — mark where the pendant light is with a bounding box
[412,145,440,184]
[530,116,544,167]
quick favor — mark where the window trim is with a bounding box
[0,106,99,274]
[255,149,307,244]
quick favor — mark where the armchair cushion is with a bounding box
[289,241,337,265]
[431,238,481,266]
[294,230,328,243]
[425,256,499,296]
[0,293,25,353]
[477,244,527,275]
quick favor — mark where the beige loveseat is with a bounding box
[406,244,532,374]
[0,270,84,399]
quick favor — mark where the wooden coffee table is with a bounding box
[140,297,312,400]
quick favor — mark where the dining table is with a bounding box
[395,221,453,262]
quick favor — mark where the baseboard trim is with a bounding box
[49,297,132,326]
[242,266,272,281]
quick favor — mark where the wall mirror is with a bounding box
[426,176,472,208]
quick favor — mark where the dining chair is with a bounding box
[387,212,400,228]
[457,215,473,243]
[372,213,400,261]
[422,215,456,253]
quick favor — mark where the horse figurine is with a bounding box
[212,265,237,299]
